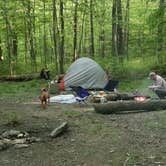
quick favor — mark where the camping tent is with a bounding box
[64,57,108,89]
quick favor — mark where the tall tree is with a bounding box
[23,5,28,64]
[123,0,130,57]
[43,0,47,67]
[12,31,18,59]
[26,0,37,71]
[117,0,123,57]
[52,0,59,74]
[112,0,118,57]
[2,1,12,64]
[78,1,86,56]
[98,0,106,57]
[0,37,3,61]
[59,0,64,73]
[112,0,124,58]
[90,0,95,57]
[157,0,165,62]
[73,0,78,61]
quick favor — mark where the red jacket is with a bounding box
[59,77,65,91]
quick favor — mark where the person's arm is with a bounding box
[148,85,156,90]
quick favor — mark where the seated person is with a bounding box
[104,80,119,91]
[148,72,166,99]
[104,71,119,91]
[40,68,50,80]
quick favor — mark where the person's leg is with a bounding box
[155,89,166,99]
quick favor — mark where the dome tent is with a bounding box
[64,57,108,89]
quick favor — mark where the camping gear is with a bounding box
[59,77,65,91]
[104,80,119,91]
[64,57,108,90]
[50,94,77,103]
[70,86,90,103]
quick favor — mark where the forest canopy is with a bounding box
[0,0,165,77]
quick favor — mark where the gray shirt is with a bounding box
[154,75,166,90]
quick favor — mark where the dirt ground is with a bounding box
[1,95,166,166]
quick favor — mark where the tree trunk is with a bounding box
[43,0,47,67]
[94,100,166,114]
[78,3,86,56]
[98,0,106,58]
[12,32,18,59]
[157,0,165,62]
[2,1,12,65]
[59,0,64,74]
[117,0,123,57]
[52,0,59,74]
[99,28,105,58]
[73,0,78,61]
[112,0,118,57]
[27,0,37,72]
[49,26,54,64]
[81,0,88,56]
[123,0,130,57]
[24,15,28,64]
[90,0,95,57]
[0,38,3,61]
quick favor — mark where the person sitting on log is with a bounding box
[40,68,50,80]
[148,72,166,99]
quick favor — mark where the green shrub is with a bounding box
[151,63,166,76]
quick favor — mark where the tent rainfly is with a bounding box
[64,57,108,89]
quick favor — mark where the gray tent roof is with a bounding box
[64,57,108,89]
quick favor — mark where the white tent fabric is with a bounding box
[64,57,108,89]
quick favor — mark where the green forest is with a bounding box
[0,0,165,78]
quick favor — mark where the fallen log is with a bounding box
[0,73,40,81]
[94,99,166,114]
[50,122,68,138]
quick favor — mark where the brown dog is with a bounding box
[39,88,50,109]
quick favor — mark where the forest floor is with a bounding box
[0,80,166,166]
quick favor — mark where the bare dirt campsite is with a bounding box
[0,80,166,166]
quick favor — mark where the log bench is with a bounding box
[93,99,166,114]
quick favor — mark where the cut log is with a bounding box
[94,99,166,114]
[0,73,40,81]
